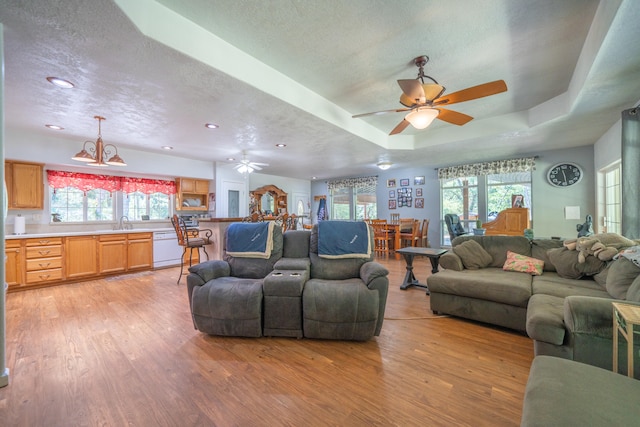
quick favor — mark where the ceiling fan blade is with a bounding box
[352,107,410,118]
[434,80,507,106]
[397,79,425,106]
[389,119,411,135]
[251,165,263,171]
[250,162,269,166]
[436,108,474,126]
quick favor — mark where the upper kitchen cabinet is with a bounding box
[5,160,44,209]
[176,177,209,211]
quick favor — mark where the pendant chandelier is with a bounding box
[72,116,126,167]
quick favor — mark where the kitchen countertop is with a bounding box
[5,228,175,240]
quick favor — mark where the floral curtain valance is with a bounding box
[437,157,536,180]
[47,170,176,195]
[327,176,378,190]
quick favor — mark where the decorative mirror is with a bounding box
[250,184,288,215]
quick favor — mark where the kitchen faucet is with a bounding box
[115,215,132,230]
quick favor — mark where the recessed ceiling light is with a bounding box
[275,144,286,148]
[227,157,235,161]
[311,176,317,180]
[45,124,64,130]
[205,123,219,129]
[161,146,173,150]
[46,77,74,89]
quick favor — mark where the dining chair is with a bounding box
[390,213,400,225]
[171,214,212,284]
[400,219,420,247]
[419,218,430,247]
[370,220,392,257]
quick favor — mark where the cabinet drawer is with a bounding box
[26,245,62,259]
[99,234,126,242]
[25,237,62,246]
[26,257,62,271]
[26,268,63,283]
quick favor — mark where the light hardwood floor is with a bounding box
[0,256,534,426]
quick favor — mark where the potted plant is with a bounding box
[473,219,486,235]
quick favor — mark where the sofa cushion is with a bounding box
[453,235,531,268]
[626,275,640,302]
[521,356,640,427]
[606,257,640,299]
[453,239,493,269]
[526,294,566,345]
[503,250,544,275]
[427,268,532,307]
[531,239,564,272]
[546,247,606,279]
[532,273,611,299]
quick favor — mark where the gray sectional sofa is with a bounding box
[427,235,640,376]
[186,223,389,341]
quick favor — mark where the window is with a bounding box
[123,191,171,220]
[487,172,532,220]
[329,177,377,221]
[47,170,177,223]
[438,157,536,246]
[601,162,621,234]
[51,187,114,222]
[441,177,478,245]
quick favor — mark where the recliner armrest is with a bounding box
[360,261,389,286]
[187,260,231,284]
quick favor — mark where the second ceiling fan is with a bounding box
[353,55,508,135]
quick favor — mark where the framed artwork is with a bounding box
[414,176,425,186]
[388,199,397,209]
[512,194,524,208]
[416,188,423,197]
[389,190,395,198]
[400,178,410,187]
[387,179,396,188]
[415,198,424,208]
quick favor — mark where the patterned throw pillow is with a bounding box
[502,250,544,275]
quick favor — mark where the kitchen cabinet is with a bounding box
[5,160,44,209]
[127,232,153,270]
[98,234,127,274]
[5,240,24,289]
[25,237,63,285]
[176,178,209,211]
[65,235,99,279]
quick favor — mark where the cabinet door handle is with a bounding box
[38,250,51,255]
[39,240,50,244]
[39,262,51,268]
[39,274,50,280]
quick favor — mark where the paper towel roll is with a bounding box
[14,215,25,235]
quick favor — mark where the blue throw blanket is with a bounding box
[318,221,371,259]
[226,222,274,259]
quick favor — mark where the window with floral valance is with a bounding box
[437,157,536,180]
[328,176,378,220]
[327,176,378,190]
[46,170,176,195]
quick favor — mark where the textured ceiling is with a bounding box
[1,0,640,180]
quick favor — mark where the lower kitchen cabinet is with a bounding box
[5,240,24,289]
[65,235,99,279]
[127,233,153,270]
[99,234,127,274]
[25,237,63,285]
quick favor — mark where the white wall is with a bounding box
[594,119,622,170]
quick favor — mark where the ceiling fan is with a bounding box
[353,55,507,135]
[233,151,269,174]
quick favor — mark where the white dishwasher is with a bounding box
[153,231,183,268]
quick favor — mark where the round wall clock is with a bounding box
[547,162,583,187]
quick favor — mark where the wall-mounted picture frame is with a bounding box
[389,190,395,198]
[400,178,410,187]
[388,199,397,209]
[414,176,425,186]
[416,188,423,197]
[415,198,424,208]
[387,179,396,188]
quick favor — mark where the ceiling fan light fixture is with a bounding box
[237,164,254,174]
[377,161,393,170]
[405,108,439,129]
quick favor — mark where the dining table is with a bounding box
[383,223,402,260]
